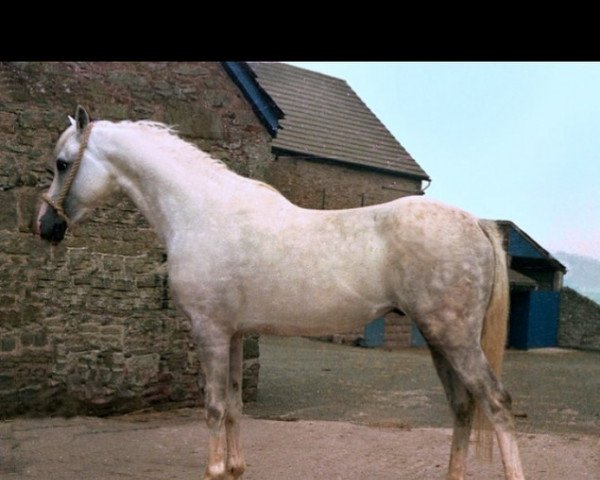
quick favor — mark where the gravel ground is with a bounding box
[1,336,598,479]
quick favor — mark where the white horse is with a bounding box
[37,106,525,480]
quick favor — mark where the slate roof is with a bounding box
[248,62,430,180]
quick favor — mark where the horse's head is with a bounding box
[38,106,115,243]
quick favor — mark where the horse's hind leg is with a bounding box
[225,333,246,478]
[437,344,524,480]
[428,343,475,480]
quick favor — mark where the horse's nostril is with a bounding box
[40,219,67,243]
[51,222,67,243]
[39,203,69,243]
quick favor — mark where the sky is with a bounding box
[289,62,600,261]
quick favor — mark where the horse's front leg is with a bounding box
[225,333,246,478]
[198,332,233,480]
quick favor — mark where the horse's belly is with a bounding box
[238,280,393,336]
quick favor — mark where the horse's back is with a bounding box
[377,196,489,254]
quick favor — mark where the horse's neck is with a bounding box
[100,124,285,248]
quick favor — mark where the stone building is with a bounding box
[0,62,273,417]
[248,62,430,208]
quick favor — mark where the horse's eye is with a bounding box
[56,159,69,172]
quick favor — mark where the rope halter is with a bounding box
[42,122,94,227]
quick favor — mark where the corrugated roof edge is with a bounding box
[221,61,284,137]
[249,61,350,85]
[272,147,429,181]
[335,71,431,181]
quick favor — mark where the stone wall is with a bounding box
[558,287,600,351]
[266,154,423,210]
[384,313,413,350]
[328,314,413,350]
[0,62,270,417]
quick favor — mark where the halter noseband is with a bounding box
[42,123,93,226]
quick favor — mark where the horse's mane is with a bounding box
[119,120,228,169]
[118,120,279,194]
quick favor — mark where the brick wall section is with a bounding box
[327,313,413,349]
[384,313,413,350]
[265,155,423,210]
[558,287,600,351]
[0,62,270,417]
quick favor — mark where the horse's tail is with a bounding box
[475,220,510,457]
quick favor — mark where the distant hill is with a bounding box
[554,252,600,304]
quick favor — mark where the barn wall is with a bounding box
[265,154,423,210]
[0,62,271,417]
[384,313,413,350]
[558,287,600,351]
[328,313,413,350]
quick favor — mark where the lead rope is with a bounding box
[42,123,94,227]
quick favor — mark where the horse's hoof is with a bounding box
[204,462,236,480]
[229,465,245,479]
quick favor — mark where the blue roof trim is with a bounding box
[222,62,283,137]
[507,227,545,259]
[495,220,566,272]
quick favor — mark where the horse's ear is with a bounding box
[68,115,76,127]
[75,105,90,134]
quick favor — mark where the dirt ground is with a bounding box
[1,336,599,479]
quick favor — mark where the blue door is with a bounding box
[528,291,560,348]
[509,290,560,349]
[509,291,530,349]
[360,317,385,347]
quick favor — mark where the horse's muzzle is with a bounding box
[39,207,68,244]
